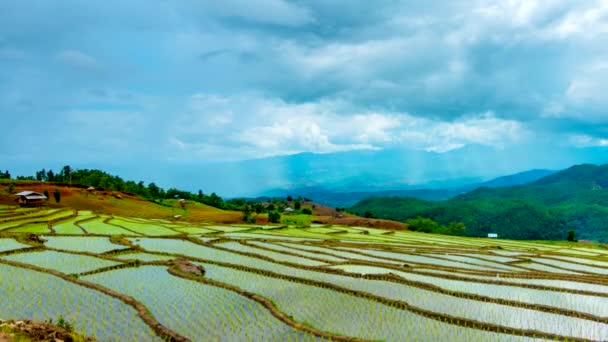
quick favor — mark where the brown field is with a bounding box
[307,201,406,230]
[0,182,243,224]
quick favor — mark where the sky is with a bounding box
[1,1,607,176]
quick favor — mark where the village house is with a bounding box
[14,191,48,207]
[487,233,498,238]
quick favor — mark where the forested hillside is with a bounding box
[351,164,608,241]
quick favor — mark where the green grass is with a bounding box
[6,223,51,234]
[280,214,312,226]
[53,215,90,234]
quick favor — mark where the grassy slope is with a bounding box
[0,181,243,224]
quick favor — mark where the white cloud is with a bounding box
[396,112,527,153]
[167,94,527,160]
[570,134,608,147]
[543,60,608,123]
[546,1,608,39]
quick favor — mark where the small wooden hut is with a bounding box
[14,191,48,207]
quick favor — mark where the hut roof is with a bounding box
[15,191,47,200]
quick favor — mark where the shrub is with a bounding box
[57,315,74,332]
[53,188,61,203]
[406,216,440,233]
[567,230,577,242]
[302,208,312,215]
[268,211,281,223]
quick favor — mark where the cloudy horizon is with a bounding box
[2,1,608,176]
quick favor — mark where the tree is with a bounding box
[197,190,203,201]
[267,203,275,211]
[47,170,55,182]
[567,230,576,242]
[53,188,61,203]
[406,216,440,233]
[302,208,312,215]
[61,165,72,184]
[147,182,161,198]
[35,169,46,181]
[268,211,281,223]
[286,195,293,202]
[243,205,254,223]
[364,211,374,218]
[294,200,301,210]
[254,203,264,214]
[444,222,466,236]
[4,170,10,179]
[207,193,223,207]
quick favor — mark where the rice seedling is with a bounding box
[246,241,347,263]
[112,252,178,262]
[528,257,608,275]
[2,250,121,274]
[80,216,138,235]
[0,238,30,252]
[43,236,128,253]
[171,226,219,235]
[83,266,319,341]
[202,264,561,341]
[0,263,160,341]
[330,264,608,317]
[108,218,180,236]
[218,242,328,266]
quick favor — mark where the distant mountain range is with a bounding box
[350,164,608,242]
[264,169,557,207]
[139,144,607,198]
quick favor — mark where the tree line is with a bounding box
[2,166,242,211]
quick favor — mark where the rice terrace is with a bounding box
[2,189,608,341]
[4,0,608,341]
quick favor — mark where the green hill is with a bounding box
[350,164,608,241]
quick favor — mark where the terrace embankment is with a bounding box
[0,319,95,342]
